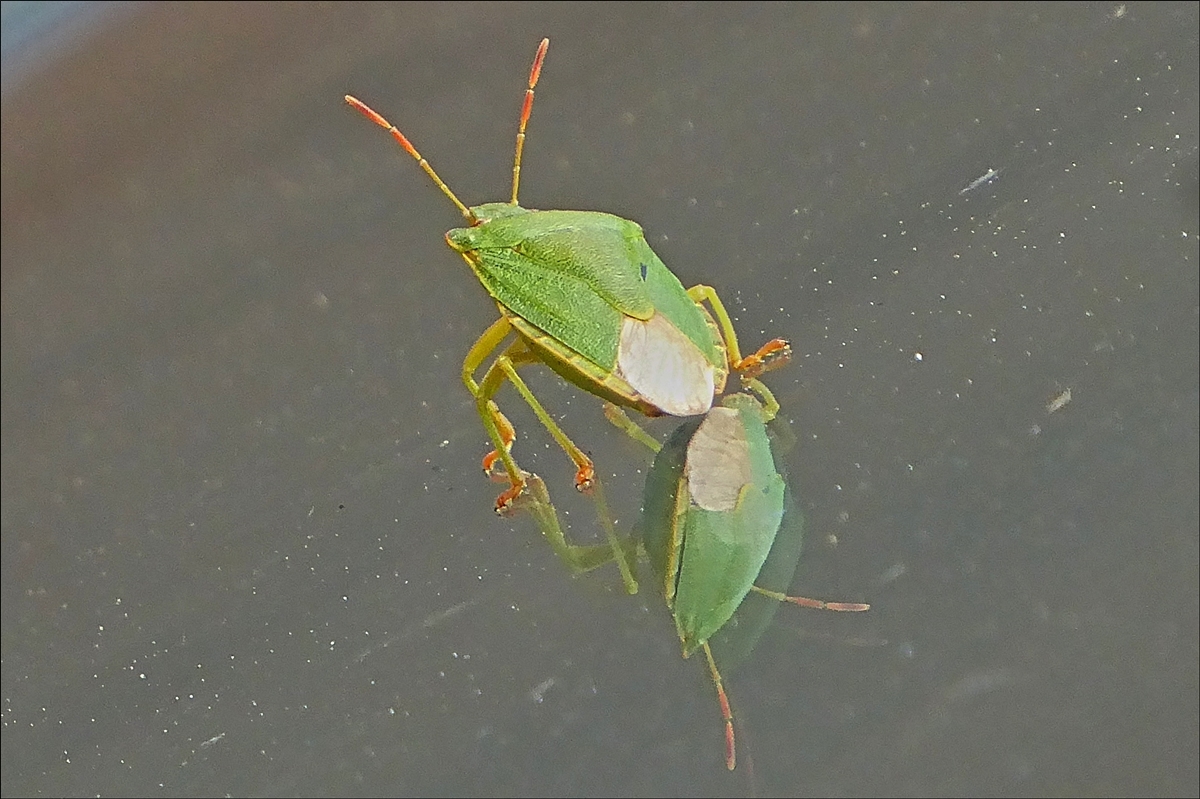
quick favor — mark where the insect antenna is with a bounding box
[344,94,478,225]
[511,37,549,206]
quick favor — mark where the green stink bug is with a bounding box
[346,39,791,513]
[629,384,870,770]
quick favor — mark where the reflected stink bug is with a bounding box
[346,39,790,513]
[630,383,870,770]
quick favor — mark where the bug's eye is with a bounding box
[640,263,649,281]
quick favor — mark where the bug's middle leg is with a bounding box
[475,347,597,503]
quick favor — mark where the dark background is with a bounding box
[3,3,1197,796]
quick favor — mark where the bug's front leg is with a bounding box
[463,317,597,512]
[463,318,533,511]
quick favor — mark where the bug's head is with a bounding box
[468,201,532,225]
[446,202,534,253]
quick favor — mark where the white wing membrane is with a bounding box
[615,314,715,416]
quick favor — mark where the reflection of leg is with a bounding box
[587,476,639,594]
[742,378,780,421]
[603,404,662,453]
[489,351,636,592]
[512,475,639,595]
[686,284,792,378]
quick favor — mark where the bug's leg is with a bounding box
[480,404,517,480]
[602,403,663,454]
[686,284,792,379]
[749,585,871,612]
[478,343,560,481]
[463,318,534,511]
[701,641,738,771]
[480,346,597,498]
[475,345,584,509]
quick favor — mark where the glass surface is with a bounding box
[3,3,1197,795]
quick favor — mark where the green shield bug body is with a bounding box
[346,39,791,513]
[633,384,870,770]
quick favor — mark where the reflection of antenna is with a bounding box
[750,585,870,612]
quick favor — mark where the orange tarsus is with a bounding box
[573,462,595,493]
[494,481,526,515]
[480,403,525,509]
[734,338,792,379]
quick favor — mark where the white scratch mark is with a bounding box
[1047,388,1072,415]
[959,167,1003,195]
[200,732,226,749]
[529,677,556,704]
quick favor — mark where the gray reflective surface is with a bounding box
[3,3,1197,796]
